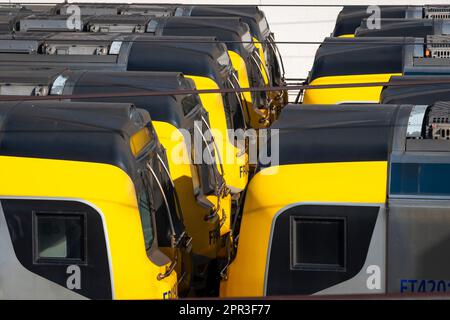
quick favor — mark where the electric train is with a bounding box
[49,3,286,93]
[4,12,277,128]
[0,32,250,198]
[302,35,450,104]
[332,5,450,38]
[9,2,450,299]
[0,100,178,299]
[221,102,450,297]
[0,67,238,296]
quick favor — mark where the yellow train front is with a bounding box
[0,101,178,299]
[302,33,450,105]
[222,102,450,297]
[302,36,409,104]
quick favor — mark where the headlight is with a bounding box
[50,75,68,95]
[174,6,193,16]
[146,20,159,33]
[258,18,271,38]
[264,47,270,65]
[242,31,254,53]
[217,51,231,67]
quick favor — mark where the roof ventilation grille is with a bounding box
[425,101,450,140]
[426,35,450,58]
[425,6,450,19]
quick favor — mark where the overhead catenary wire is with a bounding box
[0,33,444,46]
[2,78,450,102]
[0,34,437,45]
[0,2,401,7]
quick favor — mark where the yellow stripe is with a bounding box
[303,73,402,104]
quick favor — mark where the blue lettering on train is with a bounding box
[400,279,450,293]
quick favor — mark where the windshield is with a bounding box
[194,116,222,189]
[181,93,200,116]
[267,33,285,83]
[242,30,255,53]
[217,50,232,68]
[227,71,247,130]
[258,17,271,39]
[137,141,183,251]
[248,49,269,108]
[138,176,155,251]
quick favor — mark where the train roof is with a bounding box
[125,35,230,85]
[50,3,270,40]
[0,10,30,32]
[15,14,151,32]
[7,12,253,56]
[356,19,436,38]
[148,16,254,56]
[0,100,152,178]
[263,101,450,171]
[67,70,200,129]
[309,35,450,81]
[52,3,174,15]
[178,5,270,40]
[0,66,61,84]
[381,75,450,104]
[308,37,411,82]
[50,2,267,30]
[332,6,410,37]
[84,14,152,31]
[0,68,197,129]
[333,5,450,36]
[0,32,230,84]
[0,4,33,15]
[183,5,263,19]
[263,104,397,169]
[16,14,93,32]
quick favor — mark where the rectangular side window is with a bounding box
[33,212,86,264]
[290,216,346,271]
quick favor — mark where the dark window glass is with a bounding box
[229,74,246,130]
[223,94,234,131]
[35,213,85,263]
[291,217,346,271]
[138,190,154,251]
[181,94,199,116]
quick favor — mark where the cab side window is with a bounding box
[138,190,154,251]
[291,216,346,271]
[34,213,86,264]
